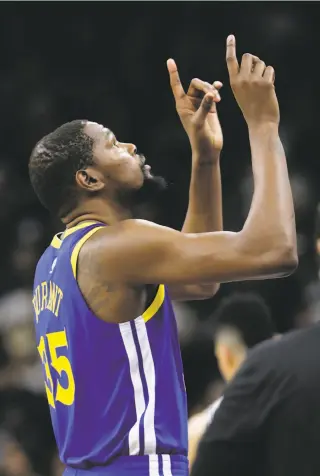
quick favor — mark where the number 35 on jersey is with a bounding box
[37,329,75,408]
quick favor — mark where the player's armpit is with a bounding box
[85,219,297,285]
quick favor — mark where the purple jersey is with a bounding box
[32,221,188,471]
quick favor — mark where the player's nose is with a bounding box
[123,142,137,156]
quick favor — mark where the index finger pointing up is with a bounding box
[226,35,239,78]
[167,58,185,100]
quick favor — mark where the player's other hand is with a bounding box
[226,35,280,127]
[167,59,223,157]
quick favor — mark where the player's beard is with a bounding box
[131,169,167,219]
[135,167,167,203]
[117,165,168,220]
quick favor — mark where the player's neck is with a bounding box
[62,198,133,228]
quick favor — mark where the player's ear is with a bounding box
[225,347,236,368]
[216,343,232,381]
[76,168,105,192]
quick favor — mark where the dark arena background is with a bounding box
[0,2,319,475]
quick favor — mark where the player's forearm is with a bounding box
[177,155,222,298]
[241,123,297,268]
[181,156,223,234]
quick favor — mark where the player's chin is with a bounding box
[144,173,167,191]
[132,174,167,205]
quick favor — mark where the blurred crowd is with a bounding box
[0,3,319,475]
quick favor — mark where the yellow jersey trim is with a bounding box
[63,221,100,239]
[71,226,105,279]
[50,221,101,249]
[51,235,62,249]
[142,284,165,323]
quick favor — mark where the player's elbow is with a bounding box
[258,243,298,278]
[195,283,220,300]
[271,244,298,276]
[239,231,298,278]
[170,283,220,302]
[211,282,221,297]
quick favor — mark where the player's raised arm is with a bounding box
[225,35,297,267]
[166,58,223,300]
[87,35,297,286]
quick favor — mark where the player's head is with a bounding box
[28,120,166,220]
[213,293,275,382]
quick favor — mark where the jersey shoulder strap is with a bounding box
[50,221,105,279]
[70,226,104,279]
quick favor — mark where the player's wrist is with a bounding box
[191,149,221,167]
[247,121,279,136]
[190,137,221,165]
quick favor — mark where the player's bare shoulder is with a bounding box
[78,218,182,284]
[78,219,168,276]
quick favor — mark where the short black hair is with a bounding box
[28,120,94,217]
[213,293,275,349]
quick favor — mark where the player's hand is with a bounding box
[167,59,223,159]
[226,35,279,127]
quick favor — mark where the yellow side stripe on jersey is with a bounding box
[71,227,105,279]
[142,284,165,323]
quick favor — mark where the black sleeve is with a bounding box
[191,346,280,476]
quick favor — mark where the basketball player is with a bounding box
[29,36,297,476]
[188,293,275,469]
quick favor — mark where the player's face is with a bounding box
[84,122,166,203]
